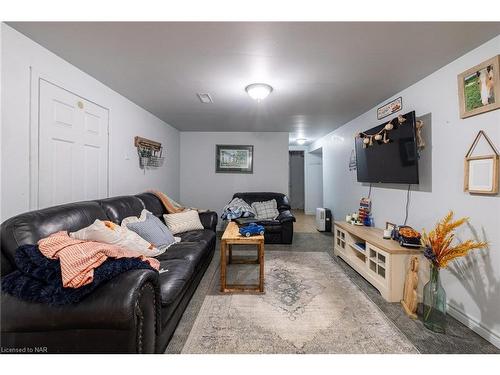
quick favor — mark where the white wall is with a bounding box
[180,132,289,222]
[311,35,500,347]
[0,24,180,221]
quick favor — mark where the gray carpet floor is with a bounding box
[165,232,499,354]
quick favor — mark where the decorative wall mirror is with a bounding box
[464,130,499,195]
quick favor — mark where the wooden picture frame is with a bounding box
[458,55,500,119]
[464,131,499,195]
[215,145,254,174]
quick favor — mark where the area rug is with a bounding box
[181,251,418,354]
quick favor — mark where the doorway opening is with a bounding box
[289,150,305,210]
[307,147,323,214]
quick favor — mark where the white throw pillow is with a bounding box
[70,219,165,257]
[251,199,280,220]
[121,209,150,227]
[163,210,204,235]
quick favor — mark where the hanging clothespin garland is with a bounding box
[415,120,425,149]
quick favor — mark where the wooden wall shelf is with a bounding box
[134,136,162,151]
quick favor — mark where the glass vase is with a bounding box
[423,265,447,333]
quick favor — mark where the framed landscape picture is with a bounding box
[458,55,500,119]
[216,145,254,173]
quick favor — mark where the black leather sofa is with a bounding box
[232,192,295,244]
[0,192,217,353]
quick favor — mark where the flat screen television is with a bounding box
[355,111,419,184]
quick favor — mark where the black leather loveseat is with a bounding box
[0,192,217,353]
[232,192,295,244]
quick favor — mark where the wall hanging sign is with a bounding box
[134,136,164,168]
[377,97,402,120]
[458,55,500,119]
[216,144,254,173]
[464,130,499,195]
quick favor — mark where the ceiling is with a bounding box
[8,22,500,144]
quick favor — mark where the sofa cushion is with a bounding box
[158,239,212,270]
[158,259,195,306]
[177,229,216,244]
[258,221,282,233]
[135,193,166,218]
[98,196,145,224]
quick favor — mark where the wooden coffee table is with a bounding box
[220,221,265,293]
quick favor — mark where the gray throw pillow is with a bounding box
[126,213,176,250]
[251,199,280,220]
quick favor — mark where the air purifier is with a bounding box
[316,208,332,232]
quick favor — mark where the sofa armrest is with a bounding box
[1,269,160,353]
[276,210,296,223]
[198,211,218,232]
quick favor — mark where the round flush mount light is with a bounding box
[245,83,273,101]
[296,138,307,145]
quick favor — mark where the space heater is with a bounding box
[316,208,332,232]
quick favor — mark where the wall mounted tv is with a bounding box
[355,110,419,184]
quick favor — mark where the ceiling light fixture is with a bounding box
[245,83,273,101]
[296,138,307,145]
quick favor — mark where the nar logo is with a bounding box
[1,346,49,353]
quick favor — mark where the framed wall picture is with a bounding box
[464,131,499,195]
[377,97,402,120]
[216,145,254,173]
[458,55,500,119]
[465,156,498,194]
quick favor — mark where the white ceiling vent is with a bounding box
[196,93,213,104]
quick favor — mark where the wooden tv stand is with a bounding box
[334,221,423,302]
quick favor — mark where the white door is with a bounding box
[38,79,109,208]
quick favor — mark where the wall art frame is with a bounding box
[464,130,499,195]
[215,144,254,174]
[458,55,500,119]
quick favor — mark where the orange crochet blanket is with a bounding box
[148,190,208,213]
[38,231,160,288]
[148,190,185,214]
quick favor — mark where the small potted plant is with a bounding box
[420,211,487,333]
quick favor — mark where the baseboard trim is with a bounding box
[447,303,500,349]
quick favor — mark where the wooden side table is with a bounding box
[220,222,265,293]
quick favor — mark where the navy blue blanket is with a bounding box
[1,244,154,305]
